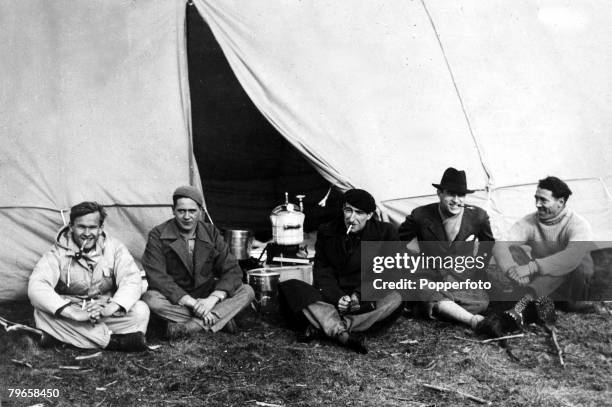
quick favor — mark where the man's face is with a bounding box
[437,189,465,217]
[70,212,103,251]
[173,197,201,234]
[343,203,373,233]
[535,187,565,221]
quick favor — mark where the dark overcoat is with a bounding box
[142,219,243,304]
[279,217,398,316]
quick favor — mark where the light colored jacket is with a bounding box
[28,226,144,315]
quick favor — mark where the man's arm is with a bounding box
[533,217,594,277]
[492,218,531,273]
[208,225,243,297]
[108,239,145,314]
[398,213,418,241]
[352,221,399,300]
[28,252,72,316]
[142,227,189,304]
[475,209,495,269]
[383,222,400,241]
[313,232,345,305]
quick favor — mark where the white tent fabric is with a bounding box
[193,0,612,240]
[0,0,199,300]
[2,0,612,301]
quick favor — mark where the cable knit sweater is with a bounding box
[494,208,593,277]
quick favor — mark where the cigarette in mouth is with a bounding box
[79,239,88,251]
[346,225,352,235]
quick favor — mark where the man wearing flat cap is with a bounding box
[142,186,254,337]
[278,188,402,354]
[399,168,496,334]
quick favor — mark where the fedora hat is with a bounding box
[432,167,475,195]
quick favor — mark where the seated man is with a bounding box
[493,176,595,311]
[28,202,149,351]
[142,186,254,337]
[278,189,402,354]
[398,167,495,332]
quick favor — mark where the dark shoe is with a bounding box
[475,315,507,338]
[106,332,147,352]
[529,296,556,326]
[165,319,205,340]
[502,309,523,331]
[296,324,324,343]
[39,332,63,349]
[337,332,368,354]
[503,294,534,331]
[221,319,238,334]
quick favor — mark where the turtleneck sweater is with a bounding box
[493,207,593,277]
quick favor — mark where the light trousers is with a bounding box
[34,300,150,349]
[143,284,254,332]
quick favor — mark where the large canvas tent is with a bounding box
[2,0,611,301]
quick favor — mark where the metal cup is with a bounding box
[223,229,253,260]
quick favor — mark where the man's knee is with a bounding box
[377,291,402,310]
[387,291,402,307]
[574,258,595,280]
[244,284,255,302]
[129,300,150,323]
[141,290,168,312]
[233,284,255,303]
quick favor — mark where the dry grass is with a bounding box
[1,304,610,407]
[0,250,610,406]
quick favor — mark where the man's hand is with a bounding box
[507,265,531,286]
[349,292,361,312]
[193,296,219,324]
[60,306,94,322]
[87,301,121,322]
[338,295,351,313]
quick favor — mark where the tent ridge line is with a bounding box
[419,0,493,186]
[178,0,196,186]
[599,177,612,202]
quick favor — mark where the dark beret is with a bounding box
[343,189,376,213]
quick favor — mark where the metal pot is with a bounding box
[223,229,253,260]
[247,269,280,313]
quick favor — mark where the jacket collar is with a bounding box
[419,204,447,242]
[159,219,211,242]
[55,225,107,257]
[422,202,478,242]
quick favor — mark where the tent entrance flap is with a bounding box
[186,5,340,240]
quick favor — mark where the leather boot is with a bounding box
[106,332,147,352]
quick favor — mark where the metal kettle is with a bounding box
[269,192,305,245]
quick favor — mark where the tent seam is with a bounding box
[419,0,493,189]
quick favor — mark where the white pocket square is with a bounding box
[465,234,475,242]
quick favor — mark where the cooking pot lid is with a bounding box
[248,269,281,276]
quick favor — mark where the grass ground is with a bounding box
[1,251,611,406]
